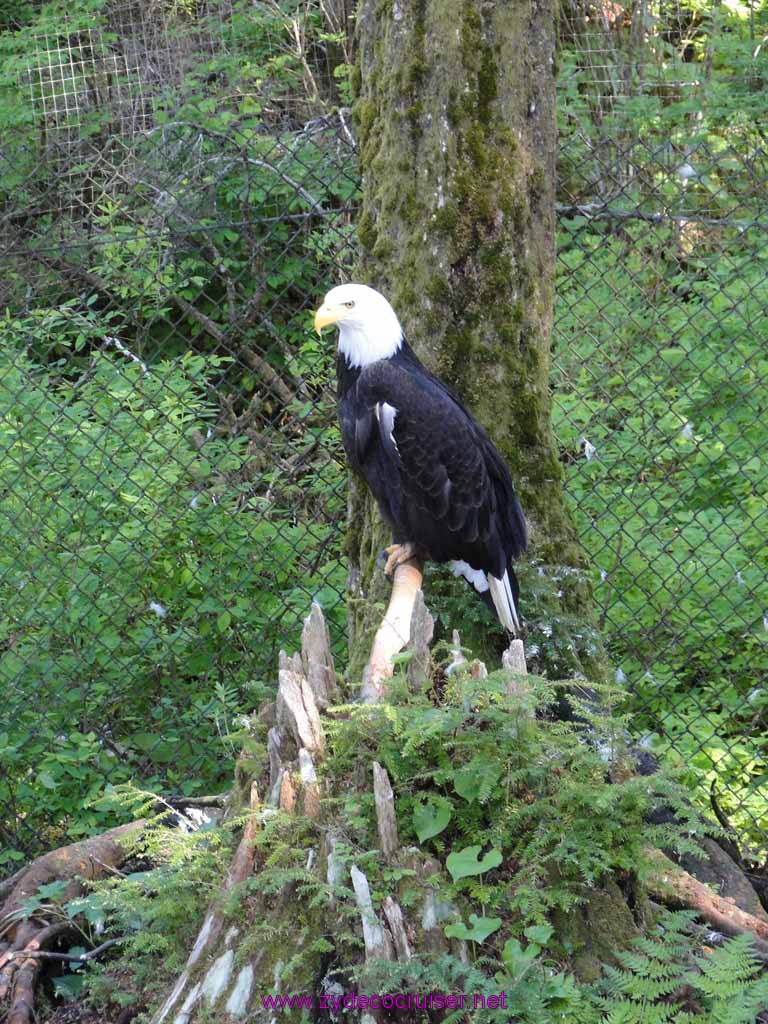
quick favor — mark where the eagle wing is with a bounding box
[352,358,525,573]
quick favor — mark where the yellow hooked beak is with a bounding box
[314,303,345,335]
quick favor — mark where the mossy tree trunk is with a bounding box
[347,0,602,681]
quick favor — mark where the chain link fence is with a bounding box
[0,0,358,863]
[1,0,766,867]
[554,0,768,856]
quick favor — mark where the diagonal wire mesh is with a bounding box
[0,0,765,870]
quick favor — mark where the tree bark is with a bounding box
[347,0,602,680]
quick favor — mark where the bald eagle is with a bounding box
[314,284,527,633]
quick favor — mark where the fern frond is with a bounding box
[691,932,761,995]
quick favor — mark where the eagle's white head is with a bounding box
[314,283,403,369]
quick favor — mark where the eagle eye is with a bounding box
[344,300,355,308]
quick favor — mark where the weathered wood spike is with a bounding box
[267,726,287,789]
[406,589,434,692]
[325,833,344,903]
[276,664,325,755]
[350,866,393,962]
[301,602,338,709]
[446,630,468,676]
[382,896,411,961]
[372,761,399,860]
[225,782,259,886]
[502,638,529,700]
[278,649,302,675]
[299,748,321,820]
[279,772,297,813]
[502,638,527,675]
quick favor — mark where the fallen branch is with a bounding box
[3,937,122,964]
[164,794,229,810]
[0,820,146,935]
[171,295,296,408]
[3,922,72,1024]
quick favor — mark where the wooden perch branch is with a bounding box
[361,557,424,703]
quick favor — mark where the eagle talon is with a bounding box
[382,542,418,579]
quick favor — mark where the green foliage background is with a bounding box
[0,0,766,871]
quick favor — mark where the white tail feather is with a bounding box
[488,570,520,634]
[450,560,490,594]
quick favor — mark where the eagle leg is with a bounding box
[381,542,419,579]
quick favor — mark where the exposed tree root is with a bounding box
[0,820,145,1024]
[647,848,768,956]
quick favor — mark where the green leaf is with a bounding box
[524,924,554,947]
[446,845,503,882]
[412,796,452,843]
[66,894,105,929]
[35,880,68,901]
[444,914,502,943]
[452,758,502,803]
[38,771,57,790]
[54,973,86,1001]
[65,945,88,967]
[453,767,482,802]
[501,937,539,976]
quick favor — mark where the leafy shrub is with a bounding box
[0,0,355,861]
[554,0,768,847]
[331,663,701,933]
